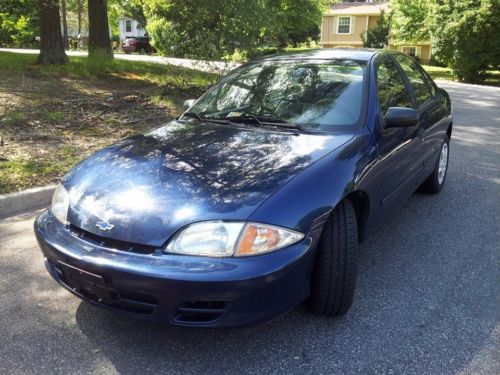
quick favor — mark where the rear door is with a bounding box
[392,54,446,172]
[368,55,424,221]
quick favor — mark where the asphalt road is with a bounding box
[0,82,499,374]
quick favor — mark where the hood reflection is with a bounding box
[63,120,352,247]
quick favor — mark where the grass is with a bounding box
[0,52,216,87]
[422,64,500,86]
[0,51,218,194]
[0,146,81,194]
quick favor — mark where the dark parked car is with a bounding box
[121,36,157,55]
[35,49,452,328]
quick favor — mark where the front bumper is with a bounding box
[34,210,316,328]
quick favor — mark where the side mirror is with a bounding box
[183,99,196,109]
[384,107,419,128]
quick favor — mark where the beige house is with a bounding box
[321,2,433,64]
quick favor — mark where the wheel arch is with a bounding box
[344,190,370,243]
[447,121,453,139]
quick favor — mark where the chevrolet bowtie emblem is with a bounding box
[95,221,115,231]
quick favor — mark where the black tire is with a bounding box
[419,137,450,194]
[124,50,131,54]
[310,199,358,317]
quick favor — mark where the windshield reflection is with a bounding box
[189,59,367,130]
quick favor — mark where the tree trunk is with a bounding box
[61,0,69,49]
[36,0,68,65]
[88,0,113,59]
[77,0,83,34]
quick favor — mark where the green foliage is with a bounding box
[143,0,327,60]
[390,0,431,43]
[430,0,500,83]
[361,10,391,49]
[264,0,329,49]
[144,0,267,60]
[108,0,146,37]
[0,0,38,47]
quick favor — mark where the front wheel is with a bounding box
[310,199,358,317]
[419,137,450,194]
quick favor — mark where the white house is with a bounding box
[118,17,146,42]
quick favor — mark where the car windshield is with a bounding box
[189,59,367,131]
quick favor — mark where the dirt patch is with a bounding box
[0,66,209,194]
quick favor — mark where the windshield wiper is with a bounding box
[180,111,203,121]
[181,111,204,121]
[180,112,233,125]
[224,115,306,132]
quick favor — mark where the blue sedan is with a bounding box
[35,49,452,327]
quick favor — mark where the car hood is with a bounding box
[63,120,353,247]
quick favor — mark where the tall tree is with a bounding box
[61,0,69,48]
[36,0,68,64]
[88,0,113,59]
[430,0,500,83]
[76,0,84,34]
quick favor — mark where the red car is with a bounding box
[122,36,157,55]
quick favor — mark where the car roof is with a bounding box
[258,48,380,63]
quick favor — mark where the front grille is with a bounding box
[69,225,157,254]
[174,301,230,324]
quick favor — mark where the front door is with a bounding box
[392,54,447,172]
[367,55,424,225]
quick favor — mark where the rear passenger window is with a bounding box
[376,57,413,114]
[394,55,433,107]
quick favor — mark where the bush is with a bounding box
[361,10,391,49]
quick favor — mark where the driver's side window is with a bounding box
[376,57,412,114]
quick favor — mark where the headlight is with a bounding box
[165,221,304,257]
[51,184,69,224]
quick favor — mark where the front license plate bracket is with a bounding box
[58,261,114,304]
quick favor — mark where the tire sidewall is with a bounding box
[435,137,450,191]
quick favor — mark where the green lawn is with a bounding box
[422,65,500,86]
[0,52,216,87]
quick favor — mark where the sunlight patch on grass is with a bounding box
[0,146,82,194]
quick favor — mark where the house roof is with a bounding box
[326,2,389,16]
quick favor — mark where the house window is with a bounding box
[402,46,417,57]
[337,17,352,34]
[125,20,132,33]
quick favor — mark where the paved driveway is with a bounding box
[0,82,499,374]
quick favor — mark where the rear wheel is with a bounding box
[310,199,358,317]
[419,137,450,194]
